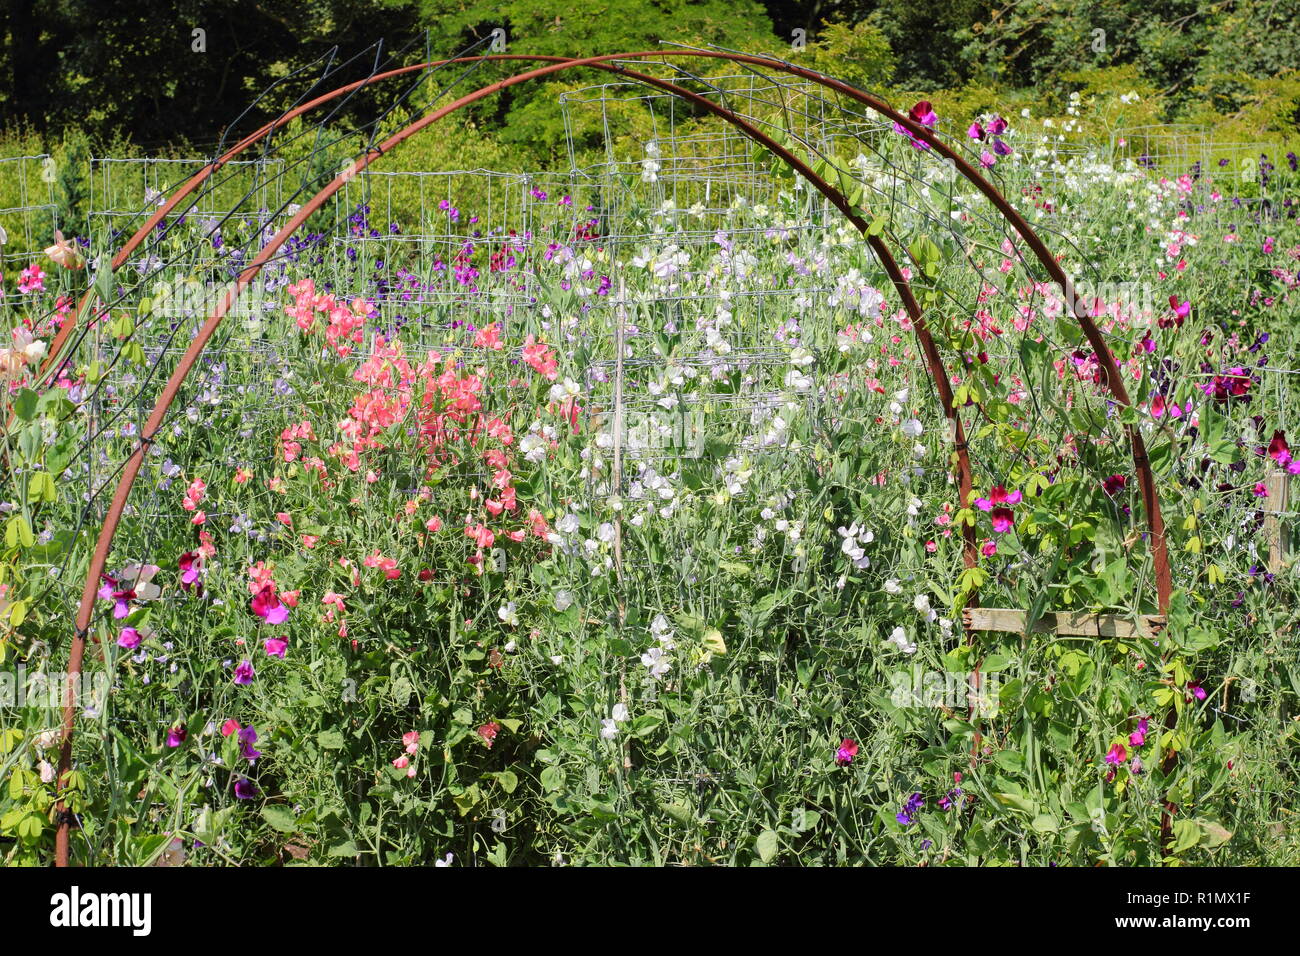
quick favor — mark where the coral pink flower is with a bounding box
[182,478,206,511]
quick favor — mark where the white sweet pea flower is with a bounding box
[640,646,671,679]
[883,626,916,654]
[901,418,924,438]
[497,602,519,626]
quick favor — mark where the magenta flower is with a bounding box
[893,101,937,150]
[1102,474,1128,497]
[974,486,1022,509]
[1104,742,1128,766]
[263,636,288,659]
[250,585,289,625]
[233,659,255,686]
[1129,717,1149,747]
[835,738,859,766]
[974,486,1020,533]
[178,551,204,592]
[1187,680,1207,701]
[166,726,188,747]
[989,507,1015,533]
[117,627,142,650]
[1267,431,1290,465]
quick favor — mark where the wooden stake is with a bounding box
[1264,468,1289,574]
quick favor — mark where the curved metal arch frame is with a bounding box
[50,51,1172,864]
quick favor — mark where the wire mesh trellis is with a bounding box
[0,155,59,269]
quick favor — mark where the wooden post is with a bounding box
[1264,469,1289,574]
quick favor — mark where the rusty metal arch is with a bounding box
[51,51,1171,864]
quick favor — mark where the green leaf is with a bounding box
[490,770,519,794]
[755,829,780,863]
[317,730,346,750]
[630,711,664,737]
[1171,819,1201,854]
[11,389,38,422]
[261,805,298,833]
[540,765,565,792]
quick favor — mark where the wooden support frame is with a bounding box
[963,607,1166,640]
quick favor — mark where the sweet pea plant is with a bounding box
[2,112,1299,866]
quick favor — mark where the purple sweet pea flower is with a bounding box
[896,791,924,825]
[233,777,260,800]
[238,726,261,762]
[233,659,255,686]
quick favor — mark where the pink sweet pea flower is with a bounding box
[250,585,289,625]
[835,738,859,766]
[263,637,288,659]
[1129,717,1149,748]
